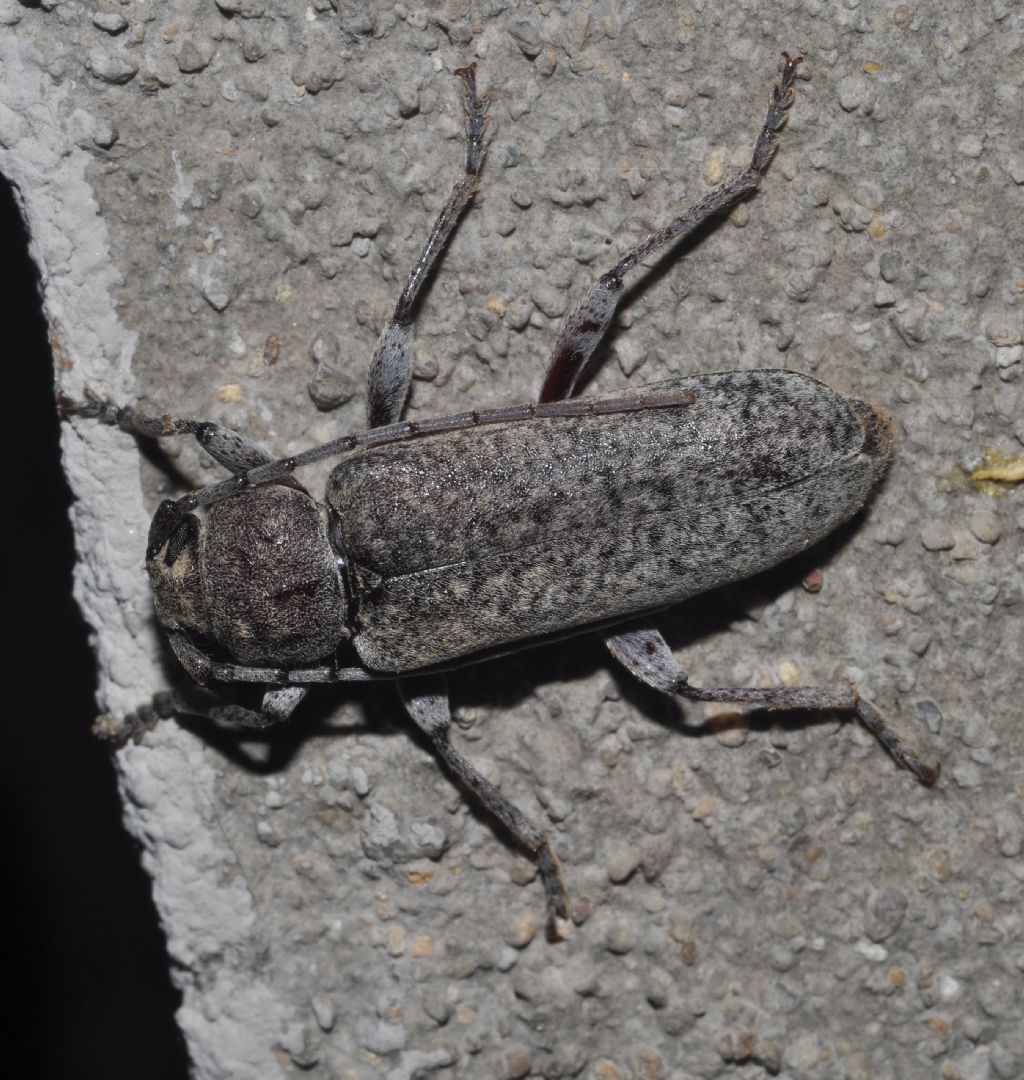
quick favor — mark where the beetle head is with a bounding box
[146,485,350,667]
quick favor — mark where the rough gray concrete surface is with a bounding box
[3,1,1024,1077]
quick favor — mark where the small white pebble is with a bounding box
[93,12,128,34]
[968,509,1000,545]
[957,134,984,158]
[837,75,868,112]
[352,765,370,797]
[920,523,954,551]
[311,994,337,1032]
[855,939,888,962]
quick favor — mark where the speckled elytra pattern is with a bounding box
[332,371,883,670]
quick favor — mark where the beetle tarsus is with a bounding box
[453,62,488,179]
[536,837,570,942]
[750,51,805,176]
[853,698,940,786]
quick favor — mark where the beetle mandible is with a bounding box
[61,55,938,939]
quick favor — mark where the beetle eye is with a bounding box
[146,500,199,565]
[164,516,199,566]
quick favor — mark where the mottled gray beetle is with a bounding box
[62,55,937,938]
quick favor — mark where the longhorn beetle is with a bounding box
[61,55,938,939]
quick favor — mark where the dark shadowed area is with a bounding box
[1,178,189,1080]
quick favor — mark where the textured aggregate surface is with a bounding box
[2,2,1023,1078]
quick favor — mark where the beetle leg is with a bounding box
[366,64,489,428]
[174,686,309,729]
[258,687,309,724]
[604,625,695,703]
[91,685,308,747]
[59,388,274,474]
[540,52,803,402]
[398,675,569,941]
[165,631,381,688]
[605,625,939,786]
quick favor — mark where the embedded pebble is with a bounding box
[413,355,440,381]
[360,1019,407,1055]
[536,50,558,78]
[614,337,647,377]
[852,180,884,210]
[88,53,138,83]
[704,148,727,186]
[506,296,534,331]
[879,252,905,282]
[778,660,800,687]
[307,331,356,410]
[997,344,1022,369]
[992,1042,1024,1080]
[504,911,539,949]
[983,312,1022,347]
[960,714,996,749]
[92,117,119,149]
[968,509,1000,545]
[202,281,232,312]
[977,974,1020,1019]
[604,920,637,954]
[958,134,984,158]
[237,191,263,218]
[0,1,22,27]
[361,803,448,863]
[605,842,642,884]
[255,820,281,846]
[837,75,868,111]
[907,630,931,657]
[644,966,672,1008]
[532,285,567,319]
[410,935,432,959]
[714,723,748,748]
[421,990,452,1027]
[802,568,823,592]
[508,19,542,58]
[864,887,908,942]
[93,11,128,34]
[952,531,980,561]
[505,1047,533,1079]
[915,699,943,734]
[994,811,1023,858]
[177,40,211,74]
[855,940,888,962]
[311,994,336,1032]
[351,766,370,797]
[952,762,984,789]
[920,523,954,551]
[386,925,405,957]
